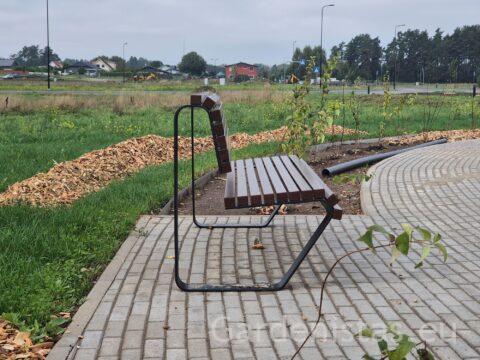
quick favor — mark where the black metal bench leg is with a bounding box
[174,208,334,292]
[192,204,281,229]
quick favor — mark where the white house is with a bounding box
[91,57,117,72]
[49,60,63,69]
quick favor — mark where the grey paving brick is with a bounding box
[144,339,164,358]
[65,141,480,360]
[98,338,121,357]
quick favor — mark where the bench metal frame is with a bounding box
[173,105,335,292]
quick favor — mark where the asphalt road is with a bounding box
[0,86,475,96]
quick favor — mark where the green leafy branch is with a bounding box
[291,224,447,359]
[357,323,434,360]
[358,223,447,268]
[282,56,340,157]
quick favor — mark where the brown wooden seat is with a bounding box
[190,92,343,220]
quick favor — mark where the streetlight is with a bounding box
[320,4,335,77]
[210,58,219,78]
[291,40,297,81]
[122,42,127,83]
[46,0,50,90]
[393,24,405,90]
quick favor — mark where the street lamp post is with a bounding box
[291,40,297,82]
[122,42,127,83]
[320,4,334,77]
[393,24,405,90]
[46,0,50,90]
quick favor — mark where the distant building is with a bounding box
[225,62,258,80]
[160,65,181,76]
[136,66,172,79]
[91,57,117,72]
[49,60,63,69]
[65,61,98,76]
[0,59,15,69]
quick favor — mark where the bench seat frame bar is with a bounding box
[173,105,335,292]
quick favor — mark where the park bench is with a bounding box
[172,92,342,292]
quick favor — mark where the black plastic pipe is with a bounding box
[322,138,448,177]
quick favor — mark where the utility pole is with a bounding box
[393,24,405,90]
[291,40,297,81]
[46,0,50,90]
[320,4,335,77]
[122,42,127,83]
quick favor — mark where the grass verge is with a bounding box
[0,142,278,334]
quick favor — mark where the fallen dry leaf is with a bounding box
[13,332,32,347]
[30,342,54,352]
[58,312,71,319]
[252,238,265,250]
[2,344,15,351]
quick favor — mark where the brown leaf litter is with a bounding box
[0,320,53,359]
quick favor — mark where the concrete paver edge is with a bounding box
[47,222,144,360]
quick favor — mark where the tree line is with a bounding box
[7,45,164,70]
[270,25,480,84]
[5,25,479,83]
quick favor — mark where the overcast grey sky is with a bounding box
[1,0,478,65]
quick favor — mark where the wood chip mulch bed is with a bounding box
[2,128,480,208]
[0,125,360,207]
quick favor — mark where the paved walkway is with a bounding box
[49,140,480,360]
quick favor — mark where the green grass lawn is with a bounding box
[0,91,477,338]
[0,101,287,191]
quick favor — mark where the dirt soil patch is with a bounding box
[173,138,443,216]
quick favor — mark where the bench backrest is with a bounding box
[190,92,231,173]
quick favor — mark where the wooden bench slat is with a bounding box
[262,157,288,203]
[279,155,315,201]
[190,93,205,106]
[253,158,275,205]
[288,155,326,199]
[245,159,262,206]
[290,156,338,205]
[224,161,236,209]
[209,104,226,136]
[202,93,220,110]
[270,156,300,202]
[235,160,249,207]
[191,92,220,109]
[332,204,343,220]
[205,102,230,174]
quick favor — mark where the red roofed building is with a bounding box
[225,62,258,80]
